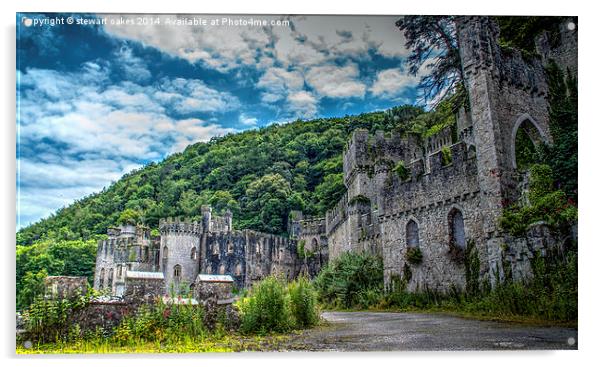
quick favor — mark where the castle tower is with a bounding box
[159,218,202,294]
[456,16,554,280]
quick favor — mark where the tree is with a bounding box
[395,16,463,106]
[117,208,143,225]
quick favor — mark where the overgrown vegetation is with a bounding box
[314,249,577,323]
[393,161,410,181]
[237,276,320,334]
[500,165,577,236]
[19,275,321,352]
[496,16,564,54]
[405,247,423,265]
[313,252,383,309]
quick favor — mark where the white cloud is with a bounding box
[369,68,419,98]
[305,63,366,98]
[239,114,258,126]
[257,67,305,102]
[115,45,152,83]
[17,157,141,229]
[287,91,318,118]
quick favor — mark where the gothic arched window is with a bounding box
[163,246,168,259]
[190,247,197,260]
[99,268,105,288]
[406,220,419,248]
[448,208,466,249]
[173,264,182,280]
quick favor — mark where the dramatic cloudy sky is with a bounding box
[16,13,422,229]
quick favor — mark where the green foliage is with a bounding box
[500,164,577,236]
[441,146,452,166]
[22,293,90,343]
[393,161,410,181]
[113,300,207,345]
[117,208,142,225]
[17,269,48,311]
[313,252,383,309]
[16,239,97,310]
[464,239,481,298]
[514,127,538,171]
[496,16,564,53]
[539,61,578,200]
[405,247,423,265]
[237,276,292,334]
[288,277,320,328]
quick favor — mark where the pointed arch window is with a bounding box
[406,220,419,248]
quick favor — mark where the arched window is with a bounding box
[99,268,105,288]
[227,241,234,254]
[190,247,197,260]
[219,264,226,275]
[117,265,122,277]
[173,264,182,280]
[448,208,466,249]
[310,238,318,252]
[511,115,548,171]
[108,268,113,288]
[235,263,242,276]
[163,246,168,259]
[406,220,419,248]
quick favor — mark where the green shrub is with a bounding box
[441,146,452,166]
[405,247,423,265]
[313,252,383,309]
[114,299,206,345]
[288,277,320,328]
[237,276,292,334]
[393,161,410,181]
[500,164,577,236]
[22,293,90,343]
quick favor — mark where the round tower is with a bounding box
[159,218,202,294]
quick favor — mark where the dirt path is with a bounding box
[283,311,577,351]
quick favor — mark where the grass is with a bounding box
[16,333,297,354]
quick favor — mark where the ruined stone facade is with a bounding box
[94,206,302,296]
[290,16,577,292]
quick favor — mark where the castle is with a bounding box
[94,16,577,297]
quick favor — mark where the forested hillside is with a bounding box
[16,104,439,248]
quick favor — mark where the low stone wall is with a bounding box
[70,300,136,335]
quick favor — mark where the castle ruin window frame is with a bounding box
[173,264,182,280]
[405,219,420,249]
[448,207,467,249]
[191,246,197,260]
[99,268,105,289]
[509,113,550,170]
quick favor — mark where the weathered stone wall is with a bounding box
[379,142,482,291]
[160,227,201,292]
[45,276,88,299]
[200,229,300,290]
[94,225,159,295]
[123,275,165,303]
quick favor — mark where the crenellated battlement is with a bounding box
[159,217,204,235]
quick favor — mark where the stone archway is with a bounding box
[510,114,550,170]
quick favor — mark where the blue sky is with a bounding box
[16,13,423,229]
